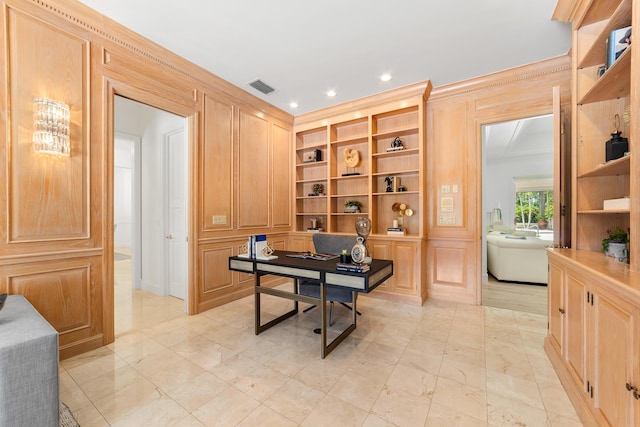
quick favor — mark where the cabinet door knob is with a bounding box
[559,308,566,314]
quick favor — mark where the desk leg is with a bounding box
[254,273,261,335]
[320,284,357,359]
[321,283,327,358]
[255,273,299,335]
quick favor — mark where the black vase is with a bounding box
[605,131,628,161]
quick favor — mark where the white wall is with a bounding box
[484,153,553,228]
[114,96,184,296]
[114,137,134,248]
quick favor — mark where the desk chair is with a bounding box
[298,233,362,326]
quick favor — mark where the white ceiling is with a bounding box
[484,115,553,163]
[76,0,571,116]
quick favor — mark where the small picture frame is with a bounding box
[303,148,322,163]
[597,65,607,77]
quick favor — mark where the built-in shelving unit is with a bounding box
[295,127,329,232]
[572,0,632,254]
[294,100,426,236]
[291,82,431,305]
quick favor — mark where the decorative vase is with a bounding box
[354,217,372,264]
[606,242,627,262]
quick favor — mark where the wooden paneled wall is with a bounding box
[0,0,294,359]
[426,55,572,304]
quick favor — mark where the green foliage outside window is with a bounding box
[515,191,554,227]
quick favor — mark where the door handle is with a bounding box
[165,234,174,240]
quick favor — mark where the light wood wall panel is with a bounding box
[0,256,103,359]
[238,110,270,228]
[201,95,234,232]
[6,6,89,243]
[271,123,292,228]
[426,55,572,304]
[202,247,234,294]
[427,240,476,304]
[197,234,291,312]
[428,99,473,234]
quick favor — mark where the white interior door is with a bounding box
[166,128,187,300]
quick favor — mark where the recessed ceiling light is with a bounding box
[327,90,337,97]
[380,73,392,82]
[290,102,299,108]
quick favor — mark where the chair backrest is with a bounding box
[313,233,357,255]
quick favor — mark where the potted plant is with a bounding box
[537,215,548,229]
[602,227,628,260]
[344,200,362,213]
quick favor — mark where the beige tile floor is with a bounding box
[60,257,583,426]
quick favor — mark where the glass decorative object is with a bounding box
[354,217,372,264]
[33,98,70,157]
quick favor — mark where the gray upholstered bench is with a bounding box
[0,295,59,427]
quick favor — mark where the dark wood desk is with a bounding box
[228,250,393,358]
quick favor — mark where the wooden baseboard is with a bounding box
[60,335,104,361]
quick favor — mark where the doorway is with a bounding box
[481,115,553,315]
[113,95,187,335]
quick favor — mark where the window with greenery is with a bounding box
[515,190,553,228]
[514,175,553,229]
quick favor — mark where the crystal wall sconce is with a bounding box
[32,97,70,157]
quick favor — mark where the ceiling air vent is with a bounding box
[248,79,276,95]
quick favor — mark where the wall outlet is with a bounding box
[212,215,227,225]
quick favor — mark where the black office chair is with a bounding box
[298,233,362,326]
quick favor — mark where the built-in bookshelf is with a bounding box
[572,0,632,255]
[293,88,429,237]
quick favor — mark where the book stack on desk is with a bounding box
[336,263,370,273]
[387,227,406,236]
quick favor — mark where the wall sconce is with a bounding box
[33,97,70,157]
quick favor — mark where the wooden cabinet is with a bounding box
[565,271,587,388]
[368,237,420,298]
[548,262,564,351]
[546,249,640,425]
[591,290,637,426]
